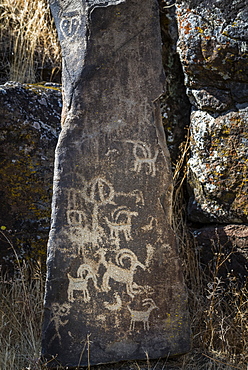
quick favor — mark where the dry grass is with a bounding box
[0,265,44,369]
[0,0,61,83]
[0,231,44,370]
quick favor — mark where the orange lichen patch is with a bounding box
[183,22,192,34]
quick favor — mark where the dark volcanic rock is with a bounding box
[42,0,190,367]
[193,225,248,283]
[0,82,61,269]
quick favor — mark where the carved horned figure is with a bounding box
[127,298,158,331]
[67,264,98,303]
[98,248,146,298]
[105,206,138,246]
[128,140,159,177]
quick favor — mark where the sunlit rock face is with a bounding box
[42,0,190,367]
[176,0,248,223]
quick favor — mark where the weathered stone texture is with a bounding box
[42,0,190,367]
[0,82,61,267]
[176,1,248,223]
[193,225,248,283]
[159,6,191,163]
[188,108,248,223]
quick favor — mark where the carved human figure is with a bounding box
[48,303,70,345]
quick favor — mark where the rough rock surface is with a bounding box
[193,224,248,283]
[159,5,191,164]
[176,0,248,223]
[42,0,190,367]
[0,82,61,268]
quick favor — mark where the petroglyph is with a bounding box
[67,210,87,226]
[105,206,138,247]
[144,244,155,269]
[83,177,116,205]
[128,298,158,331]
[104,292,122,311]
[127,140,159,177]
[48,303,70,345]
[60,11,81,38]
[99,248,146,298]
[43,0,190,363]
[67,264,98,303]
[66,177,144,252]
[117,189,144,206]
[141,216,156,232]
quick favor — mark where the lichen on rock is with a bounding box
[0,82,62,269]
[175,1,248,223]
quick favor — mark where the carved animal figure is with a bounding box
[104,292,122,311]
[98,248,146,298]
[128,140,159,177]
[105,206,138,246]
[67,264,98,303]
[127,298,158,331]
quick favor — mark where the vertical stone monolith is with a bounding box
[42,0,190,367]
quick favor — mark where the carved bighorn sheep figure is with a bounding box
[67,264,98,303]
[127,298,158,331]
[105,206,138,246]
[127,140,159,177]
[98,248,146,298]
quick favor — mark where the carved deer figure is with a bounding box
[105,206,138,246]
[98,248,146,298]
[127,298,158,331]
[67,264,98,303]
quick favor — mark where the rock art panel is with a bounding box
[42,0,190,367]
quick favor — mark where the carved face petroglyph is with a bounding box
[60,11,80,38]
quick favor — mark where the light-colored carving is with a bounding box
[144,244,155,268]
[104,292,122,311]
[60,11,81,38]
[83,177,115,206]
[67,209,87,226]
[117,189,144,206]
[99,248,146,298]
[127,140,159,177]
[141,216,156,231]
[127,298,158,331]
[48,303,70,345]
[67,264,98,303]
[67,189,81,208]
[105,206,138,247]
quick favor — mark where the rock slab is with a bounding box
[42,0,190,367]
[176,0,248,223]
[0,82,61,269]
